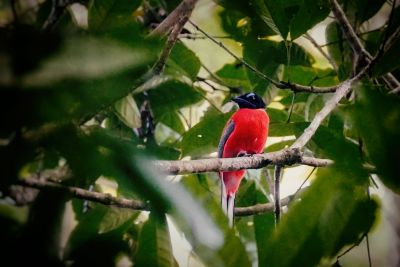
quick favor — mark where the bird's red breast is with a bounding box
[219,108,269,196]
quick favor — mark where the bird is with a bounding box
[218,92,269,227]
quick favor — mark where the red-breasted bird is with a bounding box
[218,93,269,226]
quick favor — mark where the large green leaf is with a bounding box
[88,0,142,42]
[351,85,400,193]
[325,22,352,81]
[181,174,252,267]
[214,62,253,90]
[243,39,314,95]
[148,80,203,118]
[342,0,386,23]
[166,41,201,81]
[114,94,142,129]
[66,204,132,266]
[263,0,330,40]
[216,0,276,41]
[265,166,377,267]
[135,214,177,267]
[180,108,233,157]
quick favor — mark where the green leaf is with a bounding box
[148,80,203,118]
[214,62,253,90]
[325,22,352,80]
[4,35,159,128]
[158,111,186,134]
[181,174,252,267]
[263,0,330,40]
[289,0,330,39]
[66,204,132,266]
[351,85,400,193]
[282,65,338,87]
[217,1,276,41]
[180,108,232,157]
[253,191,274,267]
[243,39,314,95]
[342,0,386,23]
[268,122,308,137]
[166,41,201,81]
[372,38,400,76]
[88,0,142,42]
[135,214,177,267]
[22,36,151,86]
[265,165,377,267]
[114,94,142,129]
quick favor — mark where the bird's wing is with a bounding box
[217,119,235,158]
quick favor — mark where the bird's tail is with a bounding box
[221,181,235,227]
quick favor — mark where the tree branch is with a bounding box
[16,177,307,217]
[154,149,333,175]
[149,0,199,74]
[149,0,198,37]
[17,178,150,210]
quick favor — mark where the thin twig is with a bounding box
[274,165,282,226]
[292,167,316,200]
[304,33,338,71]
[188,20,340,94]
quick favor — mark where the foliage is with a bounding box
[0,0,398,266]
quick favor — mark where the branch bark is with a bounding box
[155,149,333,175]
[149,0,199,74]
[16,177,307,217]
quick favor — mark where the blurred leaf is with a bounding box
[181,174,252,267]
[99,207,139,234]
[265,163,377,267]
[0,25,61,76]
[180,108,232,157]
[135,214,177,267]
[66,204,132,267]
[351,85,400,193]
[22,36,152,86]
[148,80,203,118]
[253,190,274,267]
[114,94,142,129]
[2,36,159,128]
[166,41,201,81]
[88,0,142,42]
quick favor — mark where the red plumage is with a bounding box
[220,108,269,196]
[218,93,269,226]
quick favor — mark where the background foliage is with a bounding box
[0,0,399,266]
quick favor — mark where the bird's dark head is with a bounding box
[232,92,266,109]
